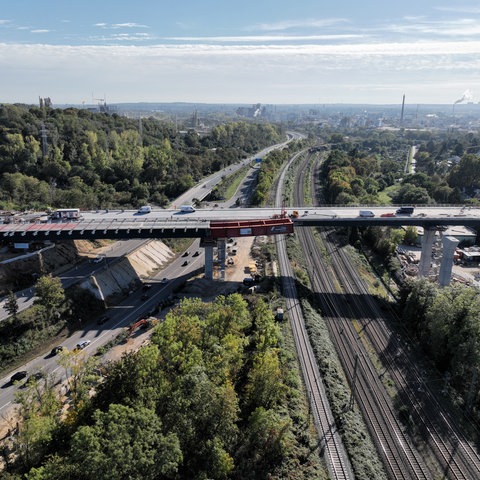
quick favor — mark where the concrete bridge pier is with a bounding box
[418,227,436,277]
[217,238,226,281]
[201,238,217,281]
[438,236,459,286]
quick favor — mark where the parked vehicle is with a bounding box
[179,205,195,213]
[192,251,199,257]
[359,210,375,217]
[182,251,190,257]
[75,340,91,350]
[380,212,396,217]
[160,277,168,284]
[396,206,415,215]
[27,372,44,384]
[182,260,189,267]
[51,345,66,356]
[10,371,27,383]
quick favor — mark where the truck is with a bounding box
[180,205,195,213]
[396,206,414,215]
[359,210,375,217]
[138,205,152,214]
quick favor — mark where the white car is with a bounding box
[76,340,91,350]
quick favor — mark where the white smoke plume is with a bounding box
[454,89,473,104]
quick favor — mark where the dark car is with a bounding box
[10,371,27,383]
[182,251,190,257]
[192,251,199,257]
[51,345,66,356]
[182,260,189,267]
[27,372,44,384]
[160,277,168,284]
[97,315,109,325]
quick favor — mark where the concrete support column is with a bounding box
[204,244,214,280]
[217,238,226,281]
[438,236,459,287]
[418,227,436,277]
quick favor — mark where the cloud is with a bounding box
[249,18,349,32]
[0,20,10,25]
[30,29,50,34]
[387,18,480,37]
[94,22,149,29]
[164,34,366,43]
[91,32,156,42]
[1,40,479,104]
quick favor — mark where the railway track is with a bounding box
[329,232,480,479]
[293,150,480,479]
[274,151,354,480]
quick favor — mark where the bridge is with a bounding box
[2,206,479,282]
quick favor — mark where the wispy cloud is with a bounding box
[387,17,480,37]
[90,32,156,42]
[30,29,50,34]
[94,22,149,29]
[249,18,349,32]
[0,20,10,25]
[165,34,366,43]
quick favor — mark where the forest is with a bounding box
[2,295,326,480]
[0,104,284,210]
[317,127,480,206]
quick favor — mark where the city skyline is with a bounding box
[1,0,480,105]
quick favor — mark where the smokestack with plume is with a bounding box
[454,89,473,105]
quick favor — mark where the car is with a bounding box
[182,260,189,267]
[75,340,91,350]
[380,212,396,217]
[51,345,66,356]
[97,315,109,325]
[243,277,255,286]
[182,251,190,257]
[10,371,27,383]
[27,372,44,384]
[160,277,168,284]
[192,251,199,257]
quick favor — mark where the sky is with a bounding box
[1,0,480,105]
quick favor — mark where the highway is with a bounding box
[3,205,480,244]
[0,135,266,428]
[0,137,288,318]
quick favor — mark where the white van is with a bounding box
[180,205,195,213]
[359,210,375,217]
[138,205,152,214]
